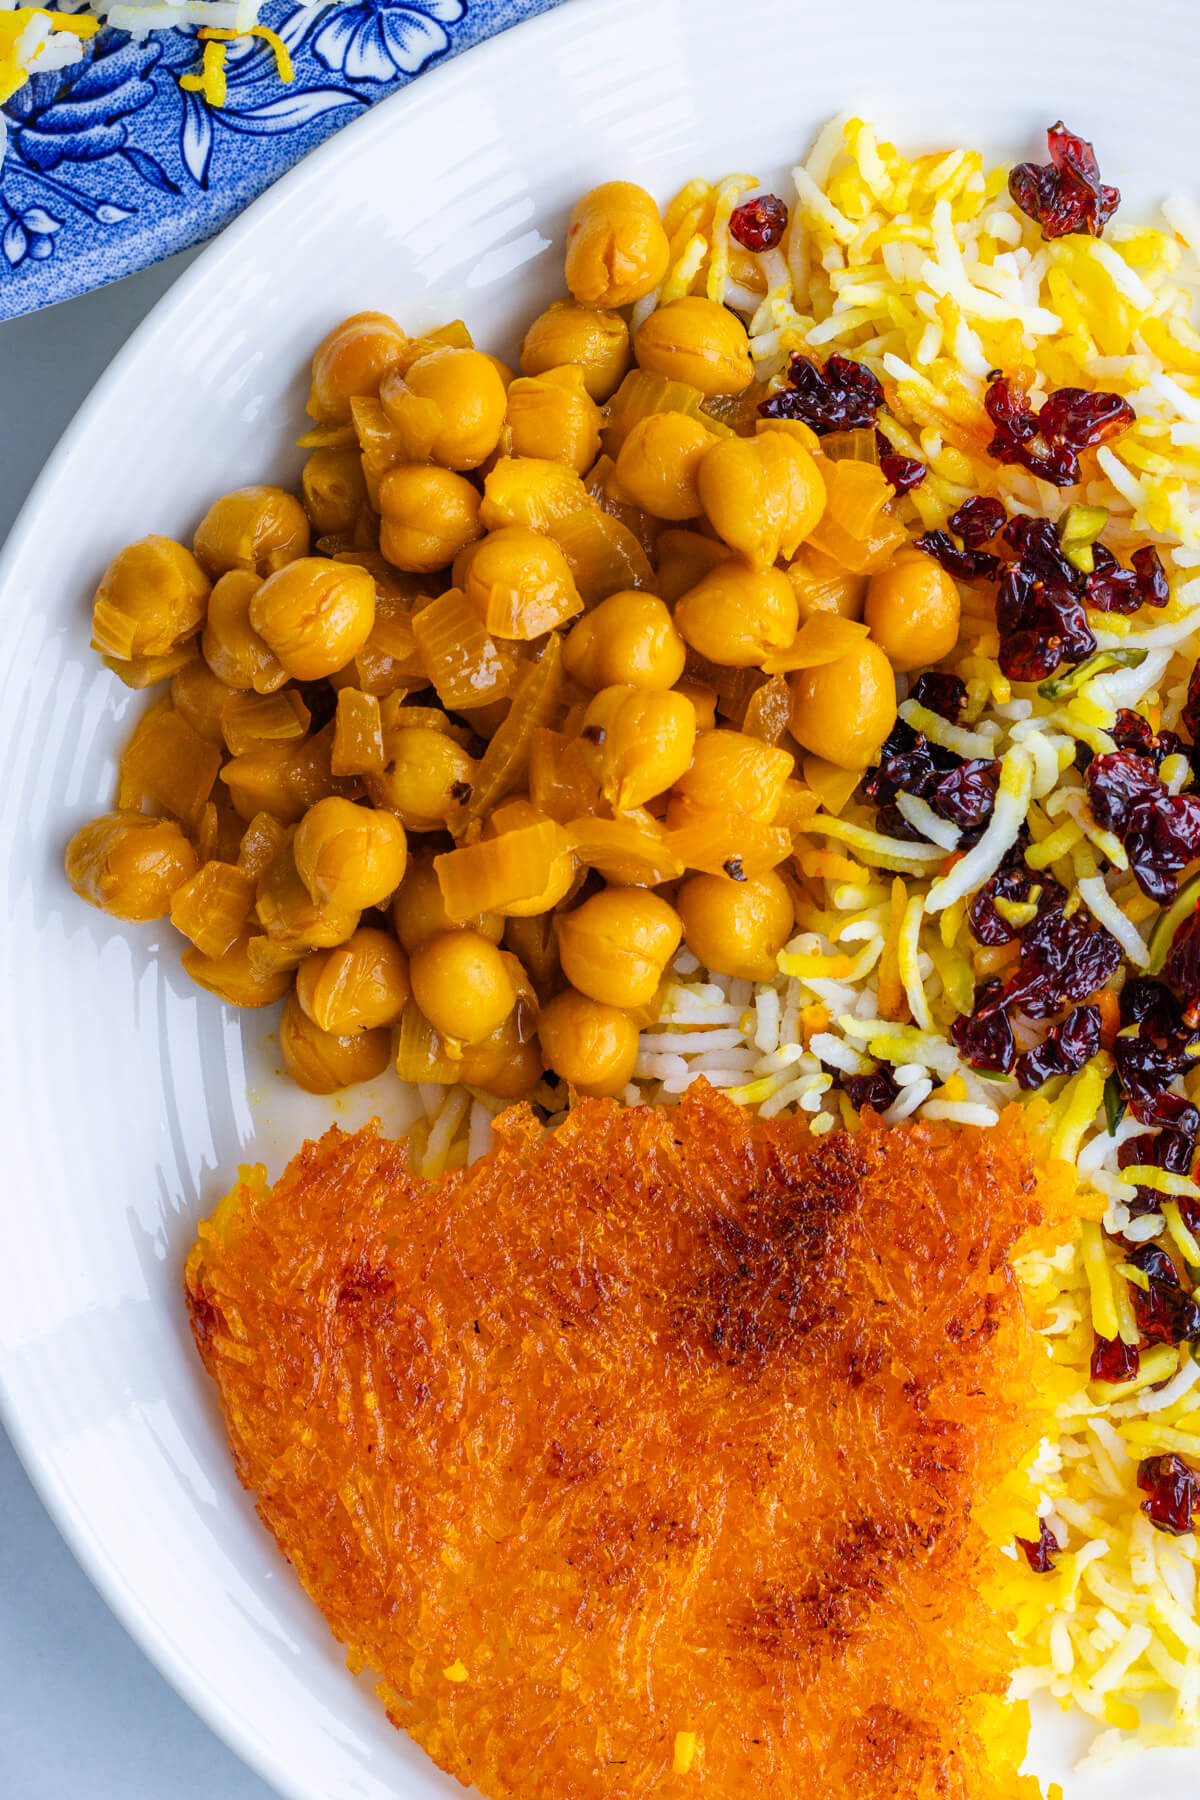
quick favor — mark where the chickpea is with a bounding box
[182,931,294,1008]
[614,412,713,521]
[91,536,210,662]
[280,991,391,1094]
[585,685,696,811]
[478,457,594,540]
[485,354,515,389]
[193,486,310,580]
[756,415,822,451]
[537,989,639,1097]
[564,181,670,309]
[633,296,754,396]
[520,300,630,401]
[676,869,794,982]
[502,365,602,474]
[248,557,375,682]
[378,346,508,470]
[788,639,897,768]
[171,657,236,743]
[293,796,407,910]
[307,311,408,424]
[368,726,476,831]
[202,569,288,693]
[674,558,798,667]
[378,464,483,574]
[65,810,197,922]
[295,927,410,1034]
[409,928,516,1044]
[301,448,369,539]
[556,887,681,1009]
[392,851,503,951]
[699,431,825,566]
[563,590,685,691]
[653,528,728,604]
[255,842,360,952]
[864,549,961,673]
[460,524,581,639]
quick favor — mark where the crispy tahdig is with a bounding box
[187,1085,1070,1798]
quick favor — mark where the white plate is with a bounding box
[3,0,1200,1793]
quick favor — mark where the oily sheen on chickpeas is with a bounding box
[65,177,959,1104]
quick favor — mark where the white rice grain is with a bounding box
[919,1100,999,1127]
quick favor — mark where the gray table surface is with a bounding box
[0,260,277,1800]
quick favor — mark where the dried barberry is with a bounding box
[1113,1111,1197,1238]
[985,380,1077,487]
[1132,545,1170,607]
[998,627,1070,685]
[986,377,1038,446]
[875,429,926,494]
[839,1064,900,1114]
[1182,662,1200,752]
[873,801,928,845]
[1137,1454,1200,1535]
[1040,387,1134,452]
[1001,902,1121,1019]
[1119,1096,1199,1172]
[1113,710,1155,758]
[1165,908,1200,999]
[914,530,1000,583]
[1123,791,1200,903]
[1009,122,1120,240]
[1157,1094,1200,1154]
[1116,1102,1198,1221]
[864,721,946,809]
[1084,543,1142,614]
[950,496,1008,549]
[1113,1033,1194,1126]
[1121,978,1186,1036]
[864,686,996,844]
[1127,1243,1200,1347]
[995,561,1096,682]
[910,672,967,722]
[951,981,1016,1073]
[985,375,1134,488]
[1015,1517,1060,1573]
[1111,709,1185,768]
[1015,1004,1101,1090]
[933,759,999,835]
[1115,1184,1164,1231]
[1081,543,1167,615]
[1003,515,1080,586]
[729,193,789,252]
[968,851,1059,948]
[758,352,883,435]
[1086,751,1161,835]
[1091,1333,1139,1384]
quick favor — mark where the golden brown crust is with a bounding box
[187,1087,1066,1799]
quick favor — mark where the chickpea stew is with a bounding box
[65,174,943,1108]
